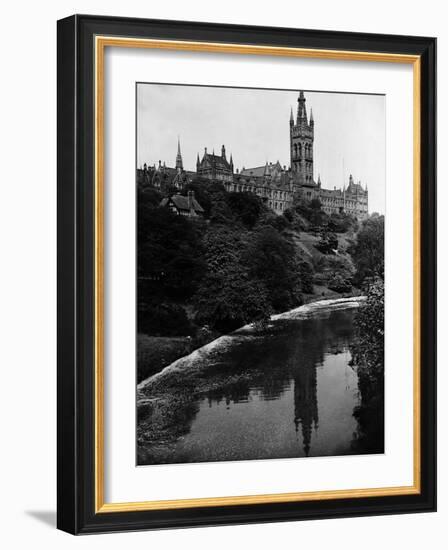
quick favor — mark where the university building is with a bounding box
[137,91,368,219]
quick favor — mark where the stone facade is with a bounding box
[137,91,368,219]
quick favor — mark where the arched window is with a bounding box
[298,143,302,159]
[294,144,297,158]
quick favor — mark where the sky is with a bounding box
[137,84,385,214]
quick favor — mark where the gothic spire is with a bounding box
[290,106,294,125]
[175,137,183,170]
[310,108,314,126]
[297,90,308,124]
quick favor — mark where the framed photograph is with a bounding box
[57,15,436,534]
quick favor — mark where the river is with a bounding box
[137,297,383,465]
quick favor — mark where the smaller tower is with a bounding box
[221,144,226,159]
[175,137,183,171]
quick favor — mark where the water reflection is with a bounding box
[138,308,383,465]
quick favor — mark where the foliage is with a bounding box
[298,259,314,294]
[226,191,267,228]
[209,198,238,226]
[294,197,329,227]
[315,229,338,254]
[194,227,271,332]
[245,226,303,312]
[137,181,163,208]
[137,206,205,303]
[312,254,354,291]
[350,214,384,286]
[138,301,193,337]
[350,278,385,452]
[351,278,384,395]
[328,211,359,234]
[182,178,227,218]
[256,210,291,233]
[327,273,352,293]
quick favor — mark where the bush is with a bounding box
[327,273,352,293]
[351,278,384,388]
[298,259,314,293]
[226,191,267,228]
[138,302,193,336]
[312,254,354,289]
[350,278,384,452]
[350,214,384,286]
[315,230,338,254]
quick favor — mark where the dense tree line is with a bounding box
[137,178,311,336]
[137,178,384,340]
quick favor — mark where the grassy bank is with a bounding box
[137,334,192,383]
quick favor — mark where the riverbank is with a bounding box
[137,334,193,383]
[137,288,363,383]
[139,296,366,391]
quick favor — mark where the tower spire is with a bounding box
[297,90,308,124]
[290,106,294,126]
[175,136,183,171]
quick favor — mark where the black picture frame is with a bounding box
[57,14,436,534]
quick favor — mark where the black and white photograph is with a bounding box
[136,84,385,466]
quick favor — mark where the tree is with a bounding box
[182,178,227,218]
[138,206,205,301]
[293,197,329,227]
[245,226,303,312]
[328,211,359,234]
[350,278,384,452]
[298,259,314,294]
[226,191,266,228]
[351,278,384,385]
[350,215,384,286]
[194,227,271,332]
[315,229,338,254]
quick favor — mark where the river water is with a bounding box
[138,298,382,465]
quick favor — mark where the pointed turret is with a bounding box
[297,90,308,125]
[290,106,294,126]
[229,153,234,172]
[175,137,183,171]
[309,108,314,129]
[196,152,200,171]
[221,144,226,159]
[317,173,321,188]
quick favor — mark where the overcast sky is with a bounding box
[137,84,385,214]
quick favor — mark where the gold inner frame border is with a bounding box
[94,35,421,514]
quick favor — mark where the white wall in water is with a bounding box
[0,0,444,548]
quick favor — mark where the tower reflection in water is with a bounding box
[138,309,382,465]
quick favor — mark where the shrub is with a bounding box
[315,230,338,254]
[138,302,193,337]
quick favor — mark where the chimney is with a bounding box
[188,190,194,212]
